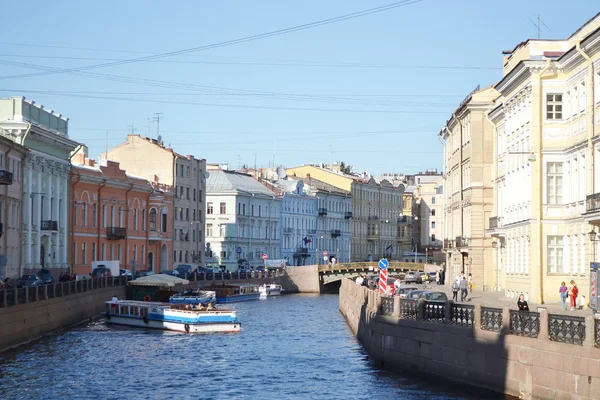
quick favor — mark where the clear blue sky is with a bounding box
[1,0,598,176]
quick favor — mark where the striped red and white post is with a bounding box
[378,259,389,294]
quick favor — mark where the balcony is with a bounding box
[331,229,341,238]
[40,220,58,231]
[344,211,353,219]
[106,227,126,240]
[283,227,294,235]
[586,193,600,214]
[368,215,379,221]
[318,208,328,217]
[0,170,13,185]
[444,239,453,249]
[366,232,377,240]
[489,216,503,229]
[295,247,309,255]
[455,236,470,248]
[397,216,407,223]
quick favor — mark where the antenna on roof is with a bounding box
[153,112,163,139]
[529,14,550,39]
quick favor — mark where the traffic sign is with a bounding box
[262,254,268,261]
[236,247,242,254]
[323,250,328,257]
[378,259,389,270]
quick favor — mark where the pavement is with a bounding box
[415,282,593,317]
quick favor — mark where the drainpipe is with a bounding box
[536,59,552,304]
[576,40,596,199]
[452,113,466,273]
[69,169,81,270]
[145,184,155,270]
[124,182,134,271]
[97,179,107,261]
[485,113,500,290]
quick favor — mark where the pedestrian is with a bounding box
[569,280,579,311]
[517,294,529,311]
[459,277,468,302]
[394,278,401,295]
[435,271,440,285]
[451,280,459,302]
[467,273,473,293]
[559,281,568,310]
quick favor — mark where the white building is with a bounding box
[205,168,281,270]
[0,96,80,274]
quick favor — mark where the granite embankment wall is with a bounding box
[339,279,600,400]
[280,265,320,293]
[0,281,127,352]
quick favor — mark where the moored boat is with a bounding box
[169,288,217,305]
[103,300,240,333]
[258,283,283,297]
[207,284,261,303]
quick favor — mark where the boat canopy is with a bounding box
[129,274,190,287]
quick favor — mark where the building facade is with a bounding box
[103,134,206,268]
[441,87,498,290]
[286,165,405,262]
[70,150,173,275]
[0,97,80,276]
[488,14,600,303]
[0,135,27,279]
[205,168,281,271]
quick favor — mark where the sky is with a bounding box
[0,0,598,176]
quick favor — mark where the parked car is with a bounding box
[120,269,133,277]
[175,265,196,278]
[17,275,41,288]
[37,269,54,285]
[92,267,112,278]
[407,290,448,302]
[404,271,422,284]
[161,270,179,276]
[136,270,154,277]
[395,285,419,298]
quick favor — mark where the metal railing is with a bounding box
[489,216,503,229]
[481,306,503,332]
[586,192,600,213]
[40,220,58,231]
[451,303,474,326]
[380,296,394,315]
[424,301,445,322]
[549,314,585,345]
[509,310,540,338]
[399,299,418,319]
[106,227,126,240]
[321,261,424,272]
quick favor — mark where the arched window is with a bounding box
[149,208,157,231]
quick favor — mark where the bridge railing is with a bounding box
[319,261,424,272]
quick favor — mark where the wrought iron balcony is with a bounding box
[318,208,328,217]
[344,211,353,219]
[0,170,13,185]
[295,247,309,255]
[40,220,58,231]
[397,216,408,223]
[106,227,126,240]
[368,215,379,221]
[587,193,600,213]
[331,229,341,238]
[444,239,453,249]
[455,236,465,248]
[489,216,503,229]
[283,227,294,234]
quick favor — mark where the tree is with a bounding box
[339,161,353,174]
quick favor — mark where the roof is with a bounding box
[128,275,189,287]
[207,169,278,197]
[304,177,351,195]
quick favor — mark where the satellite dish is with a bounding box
[276,166,286,179]
[204,172,210,179]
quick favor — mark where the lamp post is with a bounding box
[589,229,598,262]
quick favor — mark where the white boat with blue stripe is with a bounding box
[103,300,240,333]
[169,289,217,305]
[208,283,261,303]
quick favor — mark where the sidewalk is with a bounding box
[427,283,593,317]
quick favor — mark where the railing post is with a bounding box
[24,287,29,303]
[1,289,6,307]
[35,285,40,302]
[583,315,595,348]
[417,298,425,321]
[14,288,19,305]
[66,281,71,295]
[392,296,401,318]
[52,283,57,298]
[474,304,482,331]
[538,310,549,340]
[444,300,453,323]
[44,285,48,300]
[502,307,510,331]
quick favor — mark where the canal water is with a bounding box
[0,294,503,400]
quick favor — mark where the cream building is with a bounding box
[488,13,600,304]
[103,134,207,268]
[0,97,80,276]
[440,86,498,290]
[286,164,405,261]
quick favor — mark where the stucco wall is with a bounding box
[339,279,600,400]
[0,285,126,352]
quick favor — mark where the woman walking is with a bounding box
[559,282,568,310]
[569,280,579,311]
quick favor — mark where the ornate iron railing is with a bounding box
[549,314,585,345]
[380,296,394,315]
[509,310,540,338]
[480,307,503,332]
[399,299,418,319]
[595,319,600,348]
[450,303,474,326]
[586,192,600,213]
[424,301,445,322]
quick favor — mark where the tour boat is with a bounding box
[207,283,261,303]
[169,289,217,305]
[258,283,283,297]
[103,300,241,333]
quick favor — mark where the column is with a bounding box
[54,168,60,264]
[27,160,33,265]
[36,163,42,266]
[62,174,68,264]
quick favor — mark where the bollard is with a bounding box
[24,287,29,303]
[35,285,40,302]
[44,285,48,300]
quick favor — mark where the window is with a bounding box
[431,221,436,229]
[431,209,436,216]
[149,209,157,231]
[102,243,106,260]
[207,223,213,237]
[431,234,436,242]
[431,197,436,205]
[220,224,226,236]
[92,243,97,262]
[546,162,563,204]
[186,188,190,200]
[547,236,564,273]
[207,203,213,214]
[81,203,87,226]
[546,93,563,120]
[193,189,196,201]
[186,208,189,221]
[102,205,107,228]
[118,207,123,227]
[133,209,138,230]
[92,204,97,227]
[161,212,167,232]
[220,202,226,214]
[110,206,115,226]
[142,210,146,231]
[73,204,78,226]
[82,243,87,264]
[73,242,77,264]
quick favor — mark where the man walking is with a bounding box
[459,277,468,302]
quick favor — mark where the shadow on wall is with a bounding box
[345,283,510,399]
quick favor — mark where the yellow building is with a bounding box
[286,165,405,261]
[488,13,600,304]
[441,86,498,291]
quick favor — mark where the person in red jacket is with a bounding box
[569,280,579,311]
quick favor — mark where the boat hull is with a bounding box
[216,292,261,303]
[169,296,216,305]
[104,314,241,333]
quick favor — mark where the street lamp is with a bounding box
[589,229,599,261]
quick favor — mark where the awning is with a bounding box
[128,274,190,287]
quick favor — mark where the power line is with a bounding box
[0,0,423,80]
